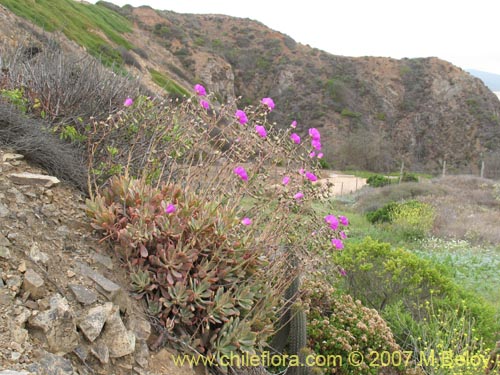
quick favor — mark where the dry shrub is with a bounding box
[0,101,87,190]
[0,40,145,125]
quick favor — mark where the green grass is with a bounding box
[0,0,134,66]
[149,69,190,97]
[410,238,500,314]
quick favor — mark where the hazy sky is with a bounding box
[88,0,500,75]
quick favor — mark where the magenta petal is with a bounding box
[282,176,290,185]
[235,109,248,124]
[194,84,207,96]
[241,217,252,226]
[261,97,275,111]
[290,133,301,144]
[331,238,344,250]
[305,172,317,182]
[124,97,133,107]
[293,192,304,200]
[165,204,176,214]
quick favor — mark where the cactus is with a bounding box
[270,250,310,375]
[288,305,308,375]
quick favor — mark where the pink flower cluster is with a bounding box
[194,84,210,110]
[324,214,349,250]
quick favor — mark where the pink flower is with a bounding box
[324,214,339,230]
[339,216,349,226]
[123,97,133,107]
[235,109,248,125]
[290,120,297,128]
[299,168,305,175]
[305,172,317,182]
[255,125,267,138]
[261,97,275,111]
[309,128,321,141]
[290,133,301,144]
[340,231,347,239]
[194,84,206,96]
[309,151,316,158]
[293,192,304,200]
[165,204,176,214]
[233,166,248,181]
[331,238,344,250]
[200,100,210,110]
[241,217,252,226]
[339,267,347,277]
[311,139,322,151]
[317,152,324,159]
[282,176,290,185]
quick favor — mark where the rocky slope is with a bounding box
[1,0,500,176]
[0,149,199,375]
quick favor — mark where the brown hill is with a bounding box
[1,0,500,176]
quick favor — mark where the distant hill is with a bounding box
[1,0,500,176]
[467,69,500,91]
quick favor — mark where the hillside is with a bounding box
[1,0,500,177]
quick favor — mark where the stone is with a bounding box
[0,234,10,247]
[0,371,30,375]
[18,261,26,273]
[27,350,75,375]
[91,341,110,364]
[22,268,45,299]
[0,203,9,218]
[93,251,114,270]
[134,340,149,368]
[0,246,11,259]
[6,275,22,292]
[77,262,121,298]
[98,305,135,358]
[28,294,79,355]
[69,284,97,305]
[77,302,113,342]
[10,351,21,361]
[8,172,60,188]
[14,306,32,325]
[29,243,49,264]
[127,316,152,341]
[2,153,24,162]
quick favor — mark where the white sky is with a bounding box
[88,0,500,75]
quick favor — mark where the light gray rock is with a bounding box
[22,268,45,299]
[93,251,114,270]
[0,203,9,218]
[69,284,97,305]
[0,246,11,259]
[127,316,152,341]
[91,341,110,364]
[28,294,79,355]
[134,340,149,368]
[77,262,121,298]
[8,172,60,188]
[2,153,24,162]
[98,305,135,358]
[0,371,30,375]
[29,243,49,264]
[27,350,75,375]
[0,234,10,247]
[77,302,113,342]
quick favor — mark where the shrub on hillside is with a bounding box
[305,279,402,375]
[336,238,497,347]
[366,174,392,187]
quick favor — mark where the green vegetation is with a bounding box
[366,174,392,187]
[0,0,134,66]
[149,69,190,97]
